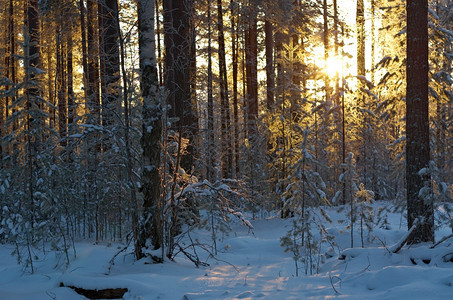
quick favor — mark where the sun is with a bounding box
[323,56,344,79]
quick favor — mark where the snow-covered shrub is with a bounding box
[168,179,253,259]
[279,127,334,275]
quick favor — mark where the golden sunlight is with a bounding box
[324,56,344,79]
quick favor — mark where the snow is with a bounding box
[1,202,453,299]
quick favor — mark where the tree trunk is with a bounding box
[163,0,196,172]
[87,0,100,124]
[25,0,41,236]
[217,0,232,178]
[99,0,120,141]
[67,14,74,131]
[230,1,239,177]
[137,0,162,257]
[4,0,17,158]
[265,16,274,111]
[156,0,163,86]
[370,0,375,84]
[57,5,67,148]
[323,0,330,102]
[356,0,367,190]
[245,5,258,139]
[207,0,215,182]
[356,0,365,79]
[406,0,433,243]
[79,0,89,104]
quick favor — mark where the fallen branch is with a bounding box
[176,244,210,267]
[61,283,127,299]
[389,223,417,254]
[106,232,134,275]
[207,253,240,272]
[430,234,453,249]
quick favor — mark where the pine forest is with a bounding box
[0,0,453,298]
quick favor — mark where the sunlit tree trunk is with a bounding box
[265,15,274,111]
[370,0,376,84]
[323,0,330,102]
[356,0,367,188]
[356,0,365,79]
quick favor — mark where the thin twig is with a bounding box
[207,253,240,272]
[430,234,453,249]
[106,232,133,275]
[329,273,341,294]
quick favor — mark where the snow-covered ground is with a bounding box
[1,202,453,299]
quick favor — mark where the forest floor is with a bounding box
[1,202,453,299]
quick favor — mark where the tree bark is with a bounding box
[67,13,74,130]
[87,0,100,124]
[356,0,365,79]
[164,0,197,172]
[265,16,274,111]
[406,0,433,243]
[217,0,232,178]
[137,0,162,257]
[79,0,89,104]
[98,0,120,136]
[230,1,239,177]
[323,0,330,102]
[57,17,67,147]
[245,4,258,139]
[207,0,215,182]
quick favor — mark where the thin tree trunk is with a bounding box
[87,0,100,124]
[230,2,239,177]
[79,0,89,104]
[57,7,67,148]
[189,0,198,167]
[356,0,367,188]
[98,0,106,128]
[207,0,215,182]
[370,0,375,84]
[4,0,16,158]
[217,0,232,178]
[25,0,41,236]
[245,5,258,140]
[333,0,339,104]
[341,24,346,205]
[67,15,74,131]
[356,0,365,79]
[265,15,274,111]
[323,0,330,102]
[155,0,163,86]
